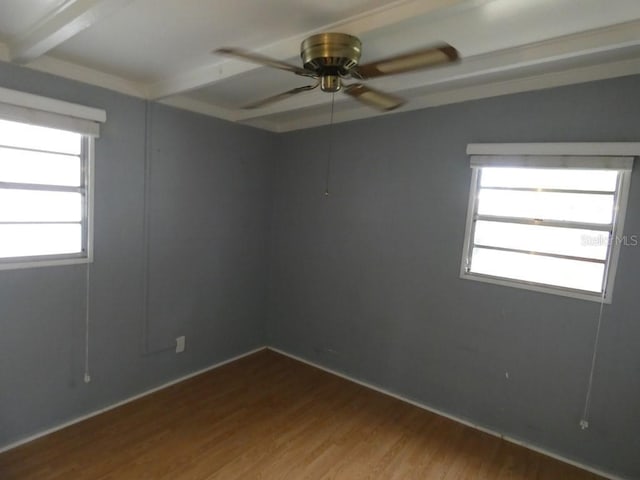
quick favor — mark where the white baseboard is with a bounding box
[267,346,624,480]
[0,346,267,454]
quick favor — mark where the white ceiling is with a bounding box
[1,0,639,132]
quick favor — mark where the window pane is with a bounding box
[0,119,81,155]
[477,189,614,224]
[480,168,618,192]
[474,221,609,260]
[0,190,82,222]
[470,247,605,292]
[0,147,81,186]
[0,224,82,258]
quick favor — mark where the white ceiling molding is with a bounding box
[158,95,285,132]
[146,0,492,100]
[158,95,246,126]
[28,54,148,98]
[7,0,134,65]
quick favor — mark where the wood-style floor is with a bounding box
[0,350,605,480]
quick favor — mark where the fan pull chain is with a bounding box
[324,92,336,197]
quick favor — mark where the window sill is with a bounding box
[460,271,611,304]
[0,256,92,271]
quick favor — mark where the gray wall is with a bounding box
[0,62,274,446]
[268,75,640,478]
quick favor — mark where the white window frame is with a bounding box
[0,87,104,271]
[460,143,639,303]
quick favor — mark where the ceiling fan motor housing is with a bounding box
[301,33,362,92]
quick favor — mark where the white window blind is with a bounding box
[0,86,104,137]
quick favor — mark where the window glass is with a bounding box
[0,119,81,155]
[0,147,81,186]
[0,190,82,222]
[462,161,632,302]
[0,224,82,258]
[0,118,87,265]
[473,221,609,260]
[471,247,605,292]
[480,167,618,191]
[477,189,615,224]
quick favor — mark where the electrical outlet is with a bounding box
[176,336,186,353]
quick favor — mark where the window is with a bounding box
[0,87,104,270]
[461,144,636,303]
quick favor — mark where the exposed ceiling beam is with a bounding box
[147,0,493,100]
[8,0,134,65]
[232,19,640,123]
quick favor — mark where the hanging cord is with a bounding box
[579,233,614,430]
[579,292,605,429]
[83,262,92,383]
[579,174,625,430]
[324,92,336,197]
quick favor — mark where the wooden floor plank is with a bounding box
[0,350,606,479]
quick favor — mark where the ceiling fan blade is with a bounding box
[243,83,319,109]
[343,84,405,111]
[351,44,458,80]
[215,47,315,77]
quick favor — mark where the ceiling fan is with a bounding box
[215,33,459,111]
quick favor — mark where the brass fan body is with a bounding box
[300,33,362,93]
